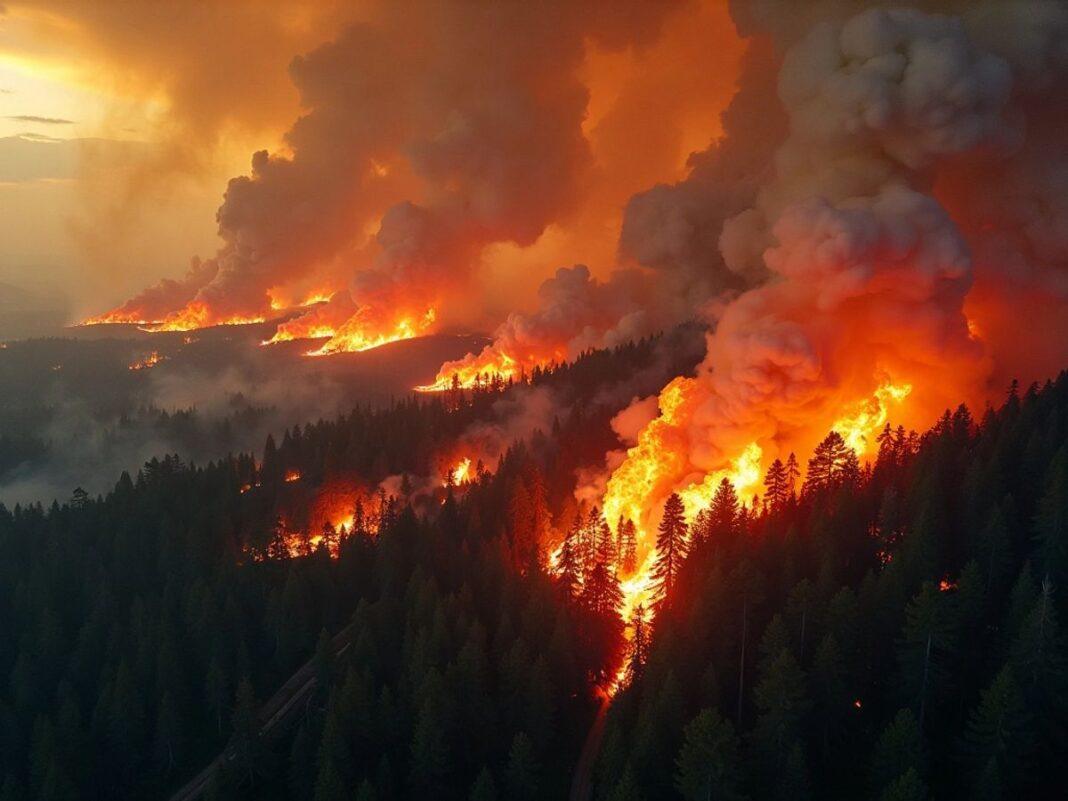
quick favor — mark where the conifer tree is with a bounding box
[897,583,954,729]
[556,530,581,600]
[1034,446,1068,584]
[804,432,853,494]
[709,478,739,541]
[606,764,644,801]
[653,493,688,606]
[231,677,262,786]
[673,708,745,801]
[627,604,649,685]
[878,768,928,801]
[582,561,624,618]
[469,767,497,801]
[504,733,539,801]
[591,507,615,567]
[764,459,789,510]
[785,452,801,498]
[960,666,1035,795]
[870,708,925,795]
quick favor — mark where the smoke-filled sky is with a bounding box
[0,0,744,323]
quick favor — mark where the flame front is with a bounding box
[418,351,524,392]
[446,457,472,486]
[306,308,436,356]
[128,351,166,371]
[831,382,913,455]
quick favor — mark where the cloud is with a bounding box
[7,115,75,124]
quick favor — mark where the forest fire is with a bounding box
[831,382,913,455]
[127,351,166,371]
[140,302,266,332]
[270,306,437,355]
[83,301,266,331]
[418,351,524,392]
[284,470,301,483]
[446,457,472,486]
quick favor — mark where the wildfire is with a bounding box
[600,377,694,547]
[446,457,472,486]
[417,351,523,392]
[82,300,267,331]
[595,374,918,686]
[677,442,764,519]
[80,310,155,326]
[140,302,266,332]
[128,351,167,371]
[269,290,335,312]
[831,381,913,455]
[291,307,436,355]
[284,470,302,483]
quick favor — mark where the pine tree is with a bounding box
[582,561,624,618]
[627,604,649,685]
[752,648,811,769]
[504,732,539,801]
[557,530,581,600]
[777,743,811,801]
[1010,577,1067,734]
[592,507,615,567]
[897,583,954,729]
[960,665,1035,794]
[870,709,924,795]
[876,423,897,469]
[469,767,497,801]
[709,478,739,541]
[1034,446,1068,584]
[785,453,800,499]
[231,677,262,786]
[804,432,853,494]
[764,459,789,510]
[606,763,644,801]
[673,708,745,801]
[878,768,928,801]
[653,494,688,606]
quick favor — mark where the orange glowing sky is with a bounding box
[0,1,744,326]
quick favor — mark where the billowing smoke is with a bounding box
[429,34,788,389]
[424,265,653,389]
[93,1,685,340]
[599,1,1068,543]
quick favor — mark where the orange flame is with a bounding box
[417,351,524,392]
[139,302,266,332]
[81,310,156,326]
[831,381,912,455]
[284,470,302,483]
[286,308,436,355]
[128,351,166,371]
[446,457,472,486]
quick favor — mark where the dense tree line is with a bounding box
[5,327,1061,801]
[596,376,1068,801]
[0,334,686,800]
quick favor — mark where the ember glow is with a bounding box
[446,457,472,487]
[139,302,266,332]
[128,351,166,371]
[418,353,522,392]
[832,382,913,456]
[284,470,301,483]
[273,303,440,354]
